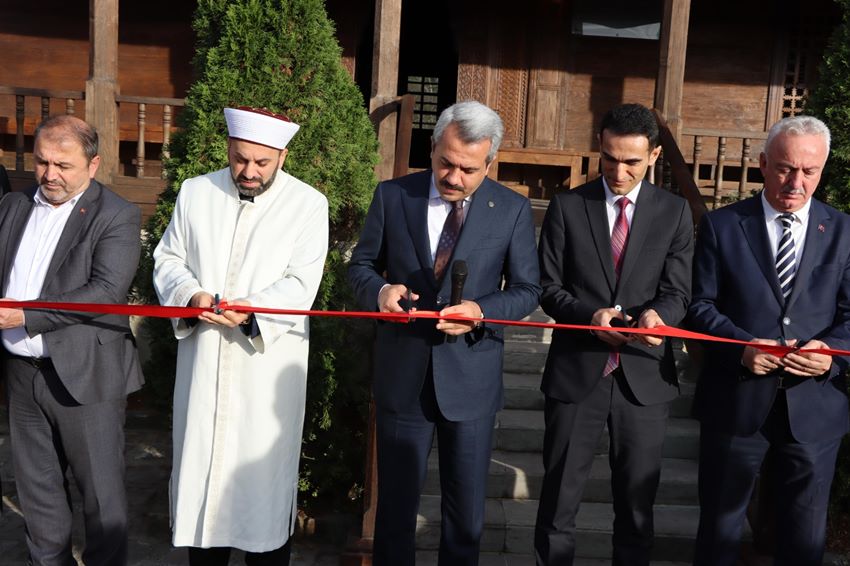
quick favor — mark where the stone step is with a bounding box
[415,495,701,562]
[424,451,698,505]
[503,341,549,375]
[494,410,700,460]
[504,309,554,344]
[414,551,690,565]
[502,374,695,418]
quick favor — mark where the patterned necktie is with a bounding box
[604,197,631,376]
[776,212,797,301]
[433,199,464,280]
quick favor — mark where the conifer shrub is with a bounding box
[808,0,850,520]
[134,0,378,511]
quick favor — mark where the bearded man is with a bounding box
[153,106,328,566]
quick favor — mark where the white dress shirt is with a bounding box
[602,177,643,233]
[761,190,810,264]
[2,189,84,358]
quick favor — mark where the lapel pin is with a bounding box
[79,208,87,215]
[818,224,825,232]
[488,200,495,208]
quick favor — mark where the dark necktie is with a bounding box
[433,200,464,280]
[604,197,631,376]
[776,212,797,301]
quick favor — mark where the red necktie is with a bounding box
[433,200,464,280]
[604,197,630,376]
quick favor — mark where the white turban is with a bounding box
[224,107,301,150]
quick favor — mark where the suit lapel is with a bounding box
[741,197,785,306]
[786,200,829,309]
[617,181,653,291]
[585,181,617,294]
[42,181,101,287]
[400,173,435,286]
[0,191,36,293]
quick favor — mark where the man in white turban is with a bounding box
[153,107,328,566]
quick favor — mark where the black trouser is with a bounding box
[187,539,292,566]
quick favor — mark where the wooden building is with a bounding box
[0,0,839,218]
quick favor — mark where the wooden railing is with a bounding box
[681,127,768,208]
[1,86,186,181]
[0,86,85,173]
[115,94,186,178]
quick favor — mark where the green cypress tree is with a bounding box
[808,0,850,521]
[809,0,850,214]
[135,0,378,510]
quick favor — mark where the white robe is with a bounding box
[153,167,328,551]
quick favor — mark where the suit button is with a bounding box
[437,296,445,304]
[782,317,791,326]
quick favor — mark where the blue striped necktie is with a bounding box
[775,212,797,301]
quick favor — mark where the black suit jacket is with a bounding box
[0,181,144,404]
[538,179,693,405]
[348,171,541,421]
[688,195,850,442]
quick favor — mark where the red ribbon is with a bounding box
[2,300,849,357]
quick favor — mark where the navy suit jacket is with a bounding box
[348,171,541,421]
[688,195,850,443]
[0,182,144,404]
[538,179,693,405]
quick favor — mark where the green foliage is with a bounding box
[135,0,378,511]
[809,0,850,215]
[809,0,850,518]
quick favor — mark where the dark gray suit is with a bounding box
[0,181,143,566]
[535,179,693,566]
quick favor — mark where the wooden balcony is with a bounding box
[0,85,185,221]
[490,128,767,211]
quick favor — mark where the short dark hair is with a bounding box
[599,103,660,148]
[34,115,99,162]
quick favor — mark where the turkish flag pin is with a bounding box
[818,224,825,232]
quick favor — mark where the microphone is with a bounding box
[447,260,468,344]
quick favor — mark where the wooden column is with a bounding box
[368,0,402,182]
[654,0,691,144]
[85,0,120,183]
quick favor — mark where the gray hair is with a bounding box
[432,101,504,163]
[764,115,831,156]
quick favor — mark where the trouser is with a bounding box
[5,356,128,566]
[534,368,669,566]
[693,390,841,566]
[187,539,292,566]
[372,367,495,566]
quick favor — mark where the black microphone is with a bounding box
[447,260,468,344]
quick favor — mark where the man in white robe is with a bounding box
[153,107,328,566]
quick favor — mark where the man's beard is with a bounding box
[233,167,279,198]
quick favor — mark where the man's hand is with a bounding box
[0,298,25,329]
[635,309,665,347]
[591,307,632,346]
[191,292,252,328]
[378,284,419,317]
[437,300,482,336]
[781,339,832,377]
[742,338,783,375]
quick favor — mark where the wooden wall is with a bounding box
[0,0,194,143]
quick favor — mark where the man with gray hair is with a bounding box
[349,100,541,565]
[689,114,850,565]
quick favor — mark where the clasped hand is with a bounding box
[190,291,252,328]
[743,338,832,377]
[378,284,480,335]
[590,307,665,348]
